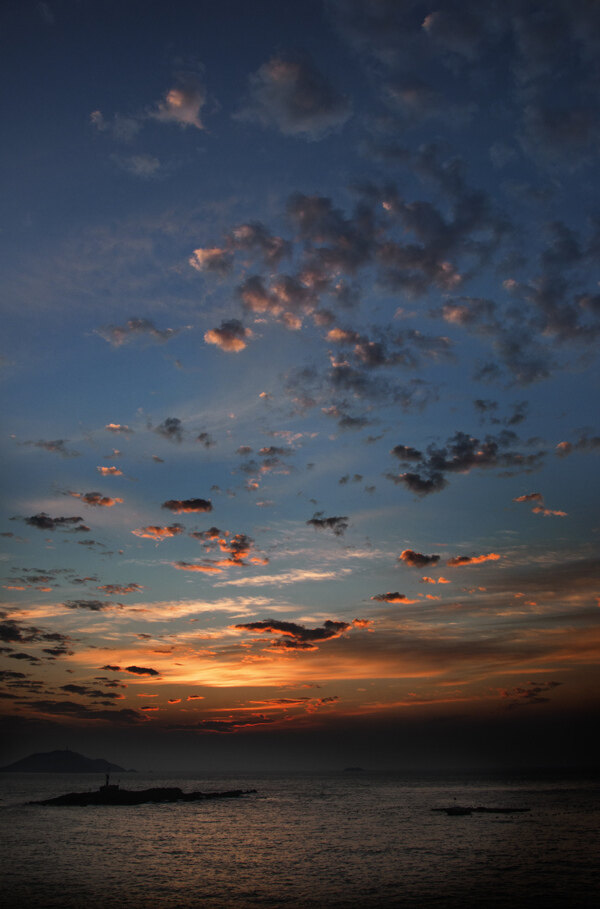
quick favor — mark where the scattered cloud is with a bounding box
[371,592,420,604]
[149,72,206,129]
[306,513,349,536]
[233,617,368,651]
[132,524,185,540]
[23,513,85,531]
[204,319,253,353]
[69,492,123,507]
[95,318,177,347]
[446,553,500,567]
[162,498,212,514]
[399,550,440,568]
[236,54,352,140]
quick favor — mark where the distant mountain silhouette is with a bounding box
[0,749,128,773]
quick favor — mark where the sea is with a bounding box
[0,769,598,908]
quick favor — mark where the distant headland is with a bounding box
[0,749,132,773]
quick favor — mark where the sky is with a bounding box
[1,0,599,772]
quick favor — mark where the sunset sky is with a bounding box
[1,0,599,771]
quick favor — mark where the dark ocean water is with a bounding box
[0,770,598,908]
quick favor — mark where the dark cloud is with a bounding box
[125,666,160,677]
[162,498,212,513]
[234,618,367,651]
[96,318,178,347]
[69,491,123,507]
[236,54,351,140]
[23,439,80,458]
[64,599,110,611]
[0,614,72,650]
[370,592,419,604]
[24,513,85,531]
[196,431,215,449]
[8,651,41,663]
[386,430,545,495]
[500,681,562,709]
[306,512,349,536]
[156,417,184,443]
[97,583,143,595]
[27,699,145,723]
[391,445,422,461]
[228,221,291,265]
[59,684,123,700]
[174,714,275,733]
[399,550,440,568]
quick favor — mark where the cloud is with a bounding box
[64,599,110,611]
[233,617,367,651]
[23,439,80,458]
[500,680,562,709]
[306,513,349,536]
[236,54,351,140]
[513,493,567,517]
[28,699,145,723]
[446,553,500,567]
[69,492,123,507]
[555,435,600,457]
[386,430,545,495]
[125,666,160,677]
[111,154,161,178]
[174,714,276,734]
[204,319,252,353]
[149,73,206,129]
[171,561,223,574]
[97,466,123,476]
[0,613,71,649]
[189,246,233,275]
[215,568,352,588]
[196,431,215,449]
[24,513,85,531]
[156,417,184,443]
[105,423,133,434]
[162,498,212,514]
[189,530,267,569]
[131,524,185,540]
[399,550,440,568]
[371,592,420,604]
[95,318,177,347]
[97,583,143,595]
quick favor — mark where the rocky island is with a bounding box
[31,776,257,807]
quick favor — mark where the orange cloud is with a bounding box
[97,466,123,476]
[132,524,185,540]
[447,553,500,566]
[171,561,223,573]
[204,319,252,353]
[105,423,132,434]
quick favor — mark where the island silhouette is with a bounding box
[0,748,131,773]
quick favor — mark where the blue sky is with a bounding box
[1,0,599,770]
